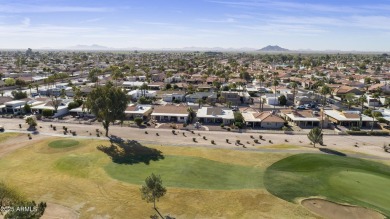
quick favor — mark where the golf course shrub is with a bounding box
[346,131,368,135]
[347,131,389,136]
[368,131,389,136]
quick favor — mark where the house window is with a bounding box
[180,117,184,120]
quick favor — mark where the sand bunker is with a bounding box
[41,203,79,219]
[301,198,385,219]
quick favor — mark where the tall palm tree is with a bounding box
[272,73,279,110]
[34,84,39,94]
[28,84,33,96]
[290,82,298,107]
[257,74,266,112]
[319,85,331,129]
[140,83,148,97]
[358,95,367,128]
[345,93,355,110]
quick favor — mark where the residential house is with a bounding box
[376,109,390,124]
[185,92,217,103]
[31,99,71,117]
[365,95,381,107]
[124,104,153,120]
[332,85,364,100]
[368,83,390,94]
[221,91,240,105]
[122,81,147,90]
[2,100,27,114]
[151,105,189,123]
[242,111,285,129]
[325,110,376,128]
[147,82,164,90]
[127,89,156,101]
[196,107,234,125]
[162,92,186,102]
[262,93,281,105]
[294,96,317,106]
[281,109,323,128]
[69,105,94,118]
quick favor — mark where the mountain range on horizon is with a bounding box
[258,45,289,52]
[29,44,388,53]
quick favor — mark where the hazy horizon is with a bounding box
[1,0,390,51]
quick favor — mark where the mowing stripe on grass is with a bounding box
[105,155,264,190]
[48,140,80,148]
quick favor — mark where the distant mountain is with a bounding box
[259,45,289,52]
[66,44,111,50]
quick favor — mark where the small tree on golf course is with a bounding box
[140,173,167,217]
[25,117,37,130]
[307,127,323,147]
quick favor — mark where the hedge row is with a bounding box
[346,131,389,136]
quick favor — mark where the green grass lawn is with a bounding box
[264,153,390,217]
[48,139,80,148]
[105,155,264,190]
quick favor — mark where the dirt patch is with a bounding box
[41,203,79,219]
[301,198,385,219]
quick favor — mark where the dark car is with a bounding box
[0,125,4,132]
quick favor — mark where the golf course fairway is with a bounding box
[264,153,390,217]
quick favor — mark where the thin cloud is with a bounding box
[197,18,236,23]
[79,18,103,24]
[208,0,390,13]
[0,4,113,13]
[22,17,30,27]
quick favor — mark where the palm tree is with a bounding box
[187,107,196,123]
[197,98,205,108]
[290,82,298,107]
[140,83,149,97]
[358,95,367,128]
[28,84,33,96]
[319,85,331,129]
[272,73,279,110]
[257,74,266,111]
[34,83,39,94]
[112,69,124,87]
[345,93,355,110]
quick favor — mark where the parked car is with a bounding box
[296,105,305,110]
[0,125,4,132]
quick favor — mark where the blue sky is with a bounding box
[0,0,390,51]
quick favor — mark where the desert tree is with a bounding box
[25,117,37,130]
[307,127,323,147]
[85,82,128,136]
[140,173,167,218]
